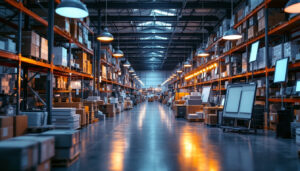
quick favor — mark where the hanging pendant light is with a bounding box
[196,48,210,57]
[183,61,192,68]
[177,69,183,73]
[55,0,89,19]
[222,0,242,40]
[97,27,114,43]
[129,68,135,73]
[284,0,300,13]
[223,28,242,40]
[196,0,210,57]
[97,0,114,43]
[113,48,124,58]
[123,60,131,68]
[113,34,124,58]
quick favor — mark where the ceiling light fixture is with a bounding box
[222,0,242,40]
[196,48,210,57]
[123,60,131,68]
[113,33,124,58]
[196,0,210,57]
[183,61,192,68]
[129,68,135,73]
[284,0,300,13]
[55,0,89,19]
[113,48,124,58]
[97,0,114,43]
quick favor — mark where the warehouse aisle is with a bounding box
[58,102,300,171]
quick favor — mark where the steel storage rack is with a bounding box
[0,0,139,125]
[168,0,300,129]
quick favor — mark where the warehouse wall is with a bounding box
[136,71,171,88]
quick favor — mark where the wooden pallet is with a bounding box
[27,125,55,133]
[52,153,80,168]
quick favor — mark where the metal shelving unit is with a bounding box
[168,0,300,128]
[0,0,139,124]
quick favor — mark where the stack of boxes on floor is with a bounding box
[0,135,55,171]
[41,130,80,163]
[0,115,28,141]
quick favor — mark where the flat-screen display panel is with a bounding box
[239,90,255,114]
[202,86,211,103]
[296,80,300,92]
[225,87,242,113]
[274,58,288,83]
[249,41,260,63]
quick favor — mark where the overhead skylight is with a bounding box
[150,9,176,16]
[143,45,165,48]
[140,35,168,40]
[137,21,172,30]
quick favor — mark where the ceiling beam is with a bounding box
[89,16,219,22]
[115,33,205,37]
[86,1,231,9]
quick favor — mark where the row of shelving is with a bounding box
[180,60,300,89]
[184,14,300,80]
[0,50,93,79]
[5,0,94,55]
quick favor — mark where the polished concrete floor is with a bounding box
[55,102,300,171]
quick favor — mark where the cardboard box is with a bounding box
[36,160,51,171]
[248,25,257,39]
[0,140,39,170]
[76,109,87,126]
[55,14,70,33]
[12,136,55,164]
[53,47,68,67]
[40,130,80,148]
[22,31,40,58]
[13,115,28,137]
[205,114,218,125]
[40,37,48,61]
[186,105,203,115]
[0,116,13,140]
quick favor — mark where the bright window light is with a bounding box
[150,9,176,16]
[140,35,168,40]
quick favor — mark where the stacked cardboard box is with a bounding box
[99,104,116,117]
[0,37,16,52]
[52,108,80,130]
[56,76,68,89]
[41,130,80,161]
[53,47,68,67]
[205,114,218,125]
[83,102,96,123]
[53,102,87,127]
[40,37,48,61]
[0,140,38,170]
[0,116,13,140]
[22,31,40,58]
[0,74,15,94]
[13,115,28,137]
[75,52,87,73]
[11,136,55,171]
[55,14,70,33]
[257,9,286,33]
[21,112,48,127]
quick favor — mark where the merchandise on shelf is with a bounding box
[22,31,40,58]
[53,47,68,67]
[40,37,48,61]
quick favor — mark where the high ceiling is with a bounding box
[86,0,236,71]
